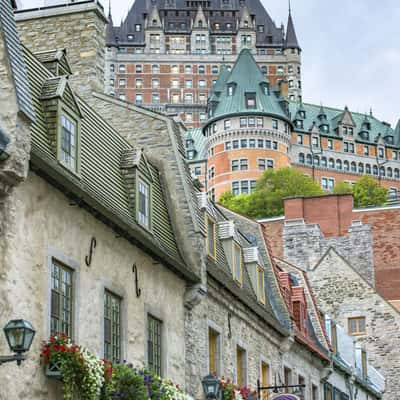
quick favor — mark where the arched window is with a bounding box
[395,168,400,179]
[299,153,305,164]
[336,159,342,170]
[329,158,335,169]
[321,157,327,168]
[365,164,371,174]
[306,154,312,165]
[373,165,378,175]
[343,160,349,171]
[198,20,203,28]
[313,155,320,166]
[380,166,386,177]
[351,162,356,172]
[387,167,393,178]
[358,163,364,173]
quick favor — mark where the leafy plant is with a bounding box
[40,334,106,400]
[353,175,387,208]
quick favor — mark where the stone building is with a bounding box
[261,194,400,399]
[104,0,302,127]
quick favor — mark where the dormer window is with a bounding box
[206,215,216,259]
[257,25,264,33]
[257,266,265,304]
[152,19,158,26]
[299,111,306,119]
[198,20,203,28]
[127,34,134,41]
[135,24,141,32]
[260,82,269,95]
[137,178,151,229]
[378,147,385,159]
[295,120,303,129]
[233,242,242,285]
[245,93,256,109]
[386,135,394,144]
[244,20,248,28]
[60,113,78,172]
[227,84,235,96]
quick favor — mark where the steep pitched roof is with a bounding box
[289,101,399,147]
[0,0,34,121]
[107,0,285,46]
[206,49,289,123]
[285,9,300,50]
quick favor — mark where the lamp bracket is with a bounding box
[0,353,26,366]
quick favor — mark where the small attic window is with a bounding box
[198,20,203,28]
[257,25,264,32]
[206,215,216,260]
[299,111,306,119]
[60,113,78,172]
[233,242,243,285]
[152,19,158,26]
[257,266,265,304]
[135,24,141,32]
[137,178,151,229]
[386,136,394,144]
[127,34,134,41]
[245,93,256,109]
[260,83,269,95]
[227,84,235,96]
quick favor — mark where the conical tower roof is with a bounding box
[106,2,116,46]
[208,49,290,122]
[285,8,300,50]
[209,65,230,97]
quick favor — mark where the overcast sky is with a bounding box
[21,0,400,126]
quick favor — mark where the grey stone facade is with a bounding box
[306,249,400,400]
[284,219,375,286]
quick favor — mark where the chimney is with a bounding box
[14,1,107,101]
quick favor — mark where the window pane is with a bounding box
[61,114,77,170]
[148,315,162,376]
[138,180,150,228]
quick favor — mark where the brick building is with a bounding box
[186,49,400,200]
[105,0,302,127]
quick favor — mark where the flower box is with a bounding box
[46,362,63,379]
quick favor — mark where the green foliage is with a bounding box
[219,168,323,219]
[333,181,353,194]
[353,176,387,208]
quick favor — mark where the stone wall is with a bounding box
[0,172,188,400]
[185,275,326,399]
[15,1,107,101]
[283,220,375,286]
[307,249,400,400]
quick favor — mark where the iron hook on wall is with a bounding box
[132,263,142,298]
[85,237,97,267]
[228,312,232,339]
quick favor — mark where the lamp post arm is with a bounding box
[0,353,26,366]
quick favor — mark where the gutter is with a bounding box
[0,127,10,161]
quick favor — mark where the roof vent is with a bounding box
[196,192,208,210]
[218,220,235,239]
[243,247,258,263]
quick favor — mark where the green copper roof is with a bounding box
[207,49,289,123]
[289,101,399,147]
[210,64,230,96]
[186,128,206,162]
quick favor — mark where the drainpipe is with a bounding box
[0,127,10,161]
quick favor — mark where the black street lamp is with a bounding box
[202,374,221,400]
[0,319,36,366]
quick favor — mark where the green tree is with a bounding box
[333,181,353,194]
[353,176,387,208]
[219,167,323,219]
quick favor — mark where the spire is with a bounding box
[285,5,301,50]
[106,1,116,46]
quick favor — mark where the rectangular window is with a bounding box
[150,34,161,52]
[272,141,278,150]
[236,346,247,386]
[152,93,160,104]
[199,79,206,88]
[331,321,338,355]
[233,140,239,149]
[240,159,248,171]
[104,291,121,363]
[232,160,239,171]
[136,64,142,73]
[322,177,335,191]
[311,384,318,400]
[241,139,248,148]
[148,315,162,376]
[284,367,292,386]
[245,93,256,109]
[185,65,192,74]
[50,260,73,337]
[248,117,255,127]
[233,243,242,284]
[327,139,333,149]
[152,78,160,88]
[185,80,193,88]
[206,216,216,259]
[60,114,77,171]
[272,119,278,130]
[378,148,384,158]
[135,94,143,104]
[232,181,240,195]
[138,179,150,229]
[208,328,220,374]
[224,120,231,130]
[257,266,265,304]
[118,64,126,73]
[260,362,270,400]
[297,134,303,145]
[135,78,143,89]
[240,118,247,128]
[225,141,232,150]
[258,139,264,148]
[362,349,368,379]
[348,317,366,336]
[249,139,256,148]
[312,137,319,148]
[393,151,398,160]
